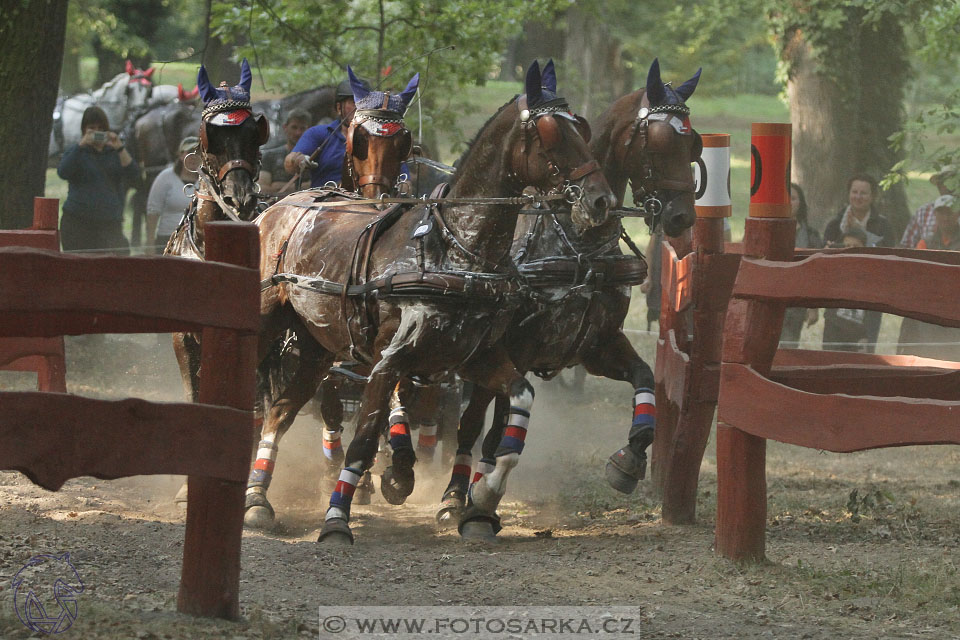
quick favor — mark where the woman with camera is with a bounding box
[57,106,139,254]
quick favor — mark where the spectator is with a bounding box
[822,173,895,248]
[897,194,960,360]
[146,136,199,253]
[57,106,138,254]
[285,74,371,188]
[259,108,311,196]
[822,227,881,353]
[780,183,823,347]
[900,165,956,248]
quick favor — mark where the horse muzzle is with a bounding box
[659,191,696,238]
[220,168,260,220]
[570,175,616,231]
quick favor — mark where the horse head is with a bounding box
[123,60,155,111]
[610,58,702,238]
[509,59,615,231]
[341,66,419,199]
[196,58,270,220]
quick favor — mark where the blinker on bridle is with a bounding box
[621,100,698,222]
[512,95,599,195]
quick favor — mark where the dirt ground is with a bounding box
[1,335,959,639]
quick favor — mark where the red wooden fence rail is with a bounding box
[0,220,259,619]
[0,197,66,391]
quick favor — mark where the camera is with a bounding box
[91,131,109,143]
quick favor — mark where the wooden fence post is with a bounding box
[177,222,259,619]
[715,123,794,561]
[660,134,731,524]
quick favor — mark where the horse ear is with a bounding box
[525,60,543,106]
[347,66,370,103]
[144,67,155,80]
[399,73,420,110]
[541,58,557,93]
[239,58,252,92]
[675,68,701,101]
[125,60,134,76]
[646,58,666,106]
[197,65,218,103]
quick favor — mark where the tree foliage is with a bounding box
[211,0,564,146]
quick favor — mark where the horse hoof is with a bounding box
[436,490,465,528]
[459,520,498,542]
[243,505,275,530]
[317,518,354,545]
[605,447,645,494]
[436,505,462,529]
[380,465,414,506]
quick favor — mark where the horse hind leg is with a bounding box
[244,329,330,530]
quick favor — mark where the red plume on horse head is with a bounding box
[177,84,200,102]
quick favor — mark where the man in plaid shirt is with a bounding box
[900,165,956,247]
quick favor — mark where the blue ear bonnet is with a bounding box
[198,58,253,120]
[348,66,419,115]
[523,59,565,108]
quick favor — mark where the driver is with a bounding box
[284,75,370,188]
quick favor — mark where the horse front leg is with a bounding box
[435,385,496,527]
[456,346,535,541]
[244,330,329,529]
[581,330,655,494]
[172,331,201,507]
[317,363,400,545]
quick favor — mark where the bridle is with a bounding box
[193,99,270,221]
[510,95,601,200]
[615,97,701,223]
[344,95,413,195]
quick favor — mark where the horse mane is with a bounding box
[449,96,518,188]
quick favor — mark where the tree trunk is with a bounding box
[0,0,68,229]
[201,37,239,89]
[561,6,629,119]
[784,11,909,236]
[786,35,857,231]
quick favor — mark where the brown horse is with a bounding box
[252,60,615,544]
[167,61,269,415]
[243,70,423,529]
[436,59,703,536]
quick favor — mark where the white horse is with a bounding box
[50,63,179,157]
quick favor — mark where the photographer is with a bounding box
[57,106,138,254]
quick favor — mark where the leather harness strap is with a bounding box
[216,158,257,182]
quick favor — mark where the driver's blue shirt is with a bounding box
[292,121,346,188]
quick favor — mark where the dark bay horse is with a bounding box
[166,60,269,459]
[436,59,704,537]
[254,61,615,544]
[243,70,424,529]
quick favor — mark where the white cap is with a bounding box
[933,194,957,212]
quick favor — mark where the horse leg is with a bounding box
[379,378,420,506]
[456,347,535,541]
[411,382,442,463]
[171,331,201,506]
[581,330,655,494]
[318,363,401,545]
[435,385,496,527]
[244,328,329,529]
[316,375,347,490]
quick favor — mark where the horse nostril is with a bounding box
[593,195,613,213]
